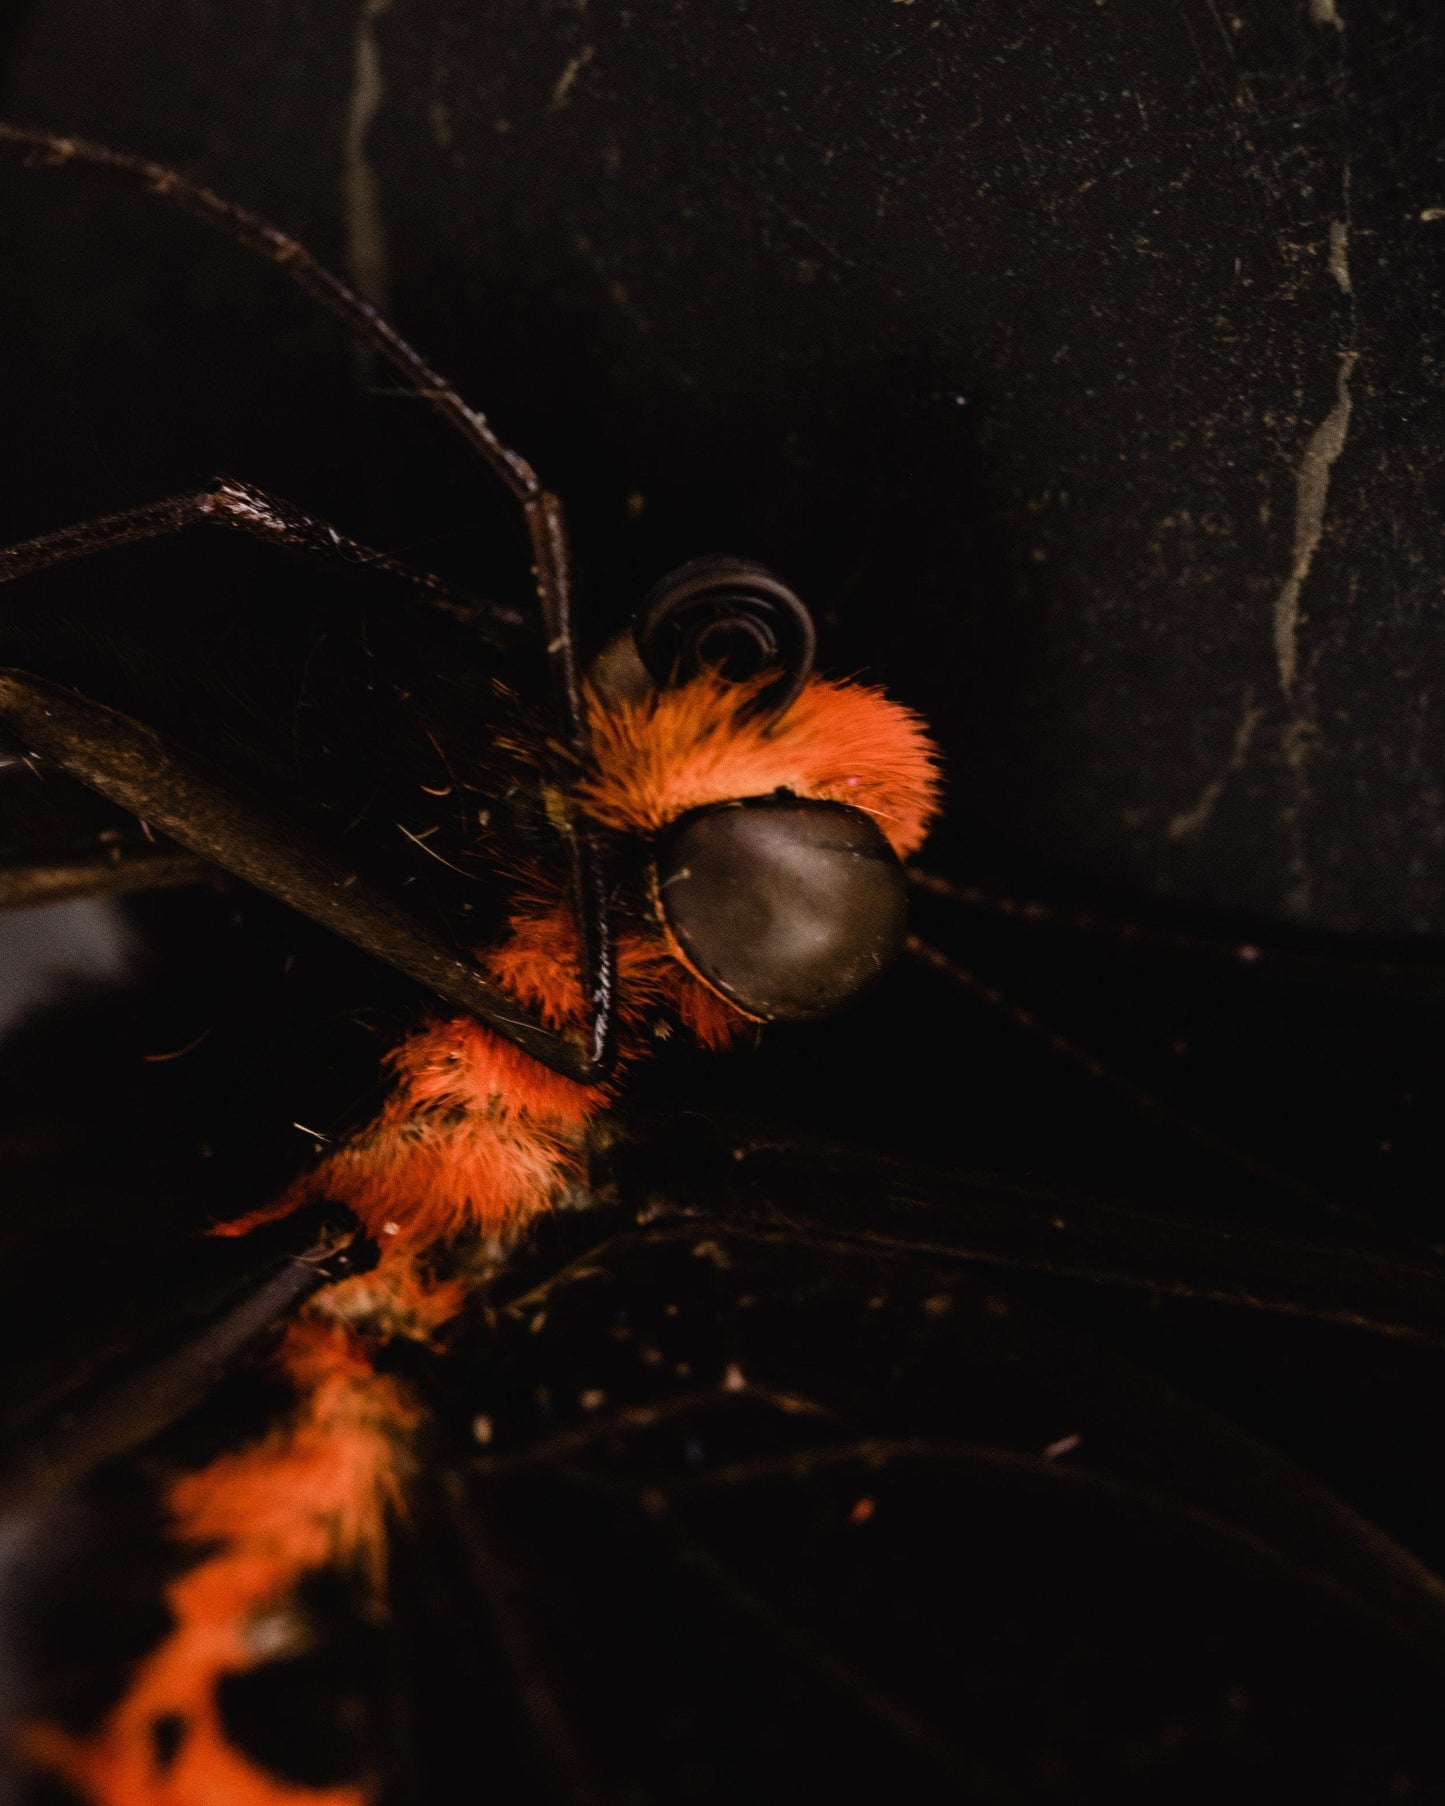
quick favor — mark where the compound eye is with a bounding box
[634,558,816,718]
[654,798,908,1021]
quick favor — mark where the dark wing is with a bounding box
[906,867,1445,1249]
[6,1004,1445,1804]
[394,1152,1445,1805]
[0,1148,372,1787]
[0,1206,368,1525]
[5,845,1445,1803]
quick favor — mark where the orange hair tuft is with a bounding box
[23,1317,417,1806]
[578,670,941,858]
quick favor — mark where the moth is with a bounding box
[0,124,1443,1806]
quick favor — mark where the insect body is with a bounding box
[4,122,1445,1806]
[16,670,935,1805]
[0,125,938,1804]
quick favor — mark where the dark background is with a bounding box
[2,0,1443,935]
[4,12,1445,1801]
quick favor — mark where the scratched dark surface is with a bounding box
[1,0,1444,932]
[3,8,1445,1804]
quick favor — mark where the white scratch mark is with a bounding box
[1271,171,1358,915]
[550,44,596,110]
[1167,695,1265,840]
[1327,218,1352,293]
[344,0,396,313]
[1309,0,1344,28]
[1272,340,1357,698]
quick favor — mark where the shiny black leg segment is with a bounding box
[0,479,518,636]
[0,125,541,503]
[0,123,618,1079]
[525,491,615,1073]
[0,671,608,1081]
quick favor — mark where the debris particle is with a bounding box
[550,43,596,110]
[849,1497,877,1525]
[1044,1434,1083,1460]
[722,1363,747,1392]
[472,1414,494,1445]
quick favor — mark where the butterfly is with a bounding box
[0,123,1442,1806]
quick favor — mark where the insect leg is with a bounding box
[0,846,213,911]
[0,479,522,637]
[526,490,616,1073]
[0,481,519,904]
[0,124,619,1074]
[0,671,605,1079]
[904,932,1396,1241]
[909,865,1445,986]
[0,124,541,504]
[606,1112,1445,1347]
[0,1204,368,1530]
[0,129,599,721]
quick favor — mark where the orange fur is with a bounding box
[27,670,939,1805]
[25,1320,418,1806]
[28,900,737,1806]
[229,906,744,1251]
[279,911,744,1252]
[579,671,940,857]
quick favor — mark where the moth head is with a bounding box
[584,561,941,1023]
[651,793,908,1022]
